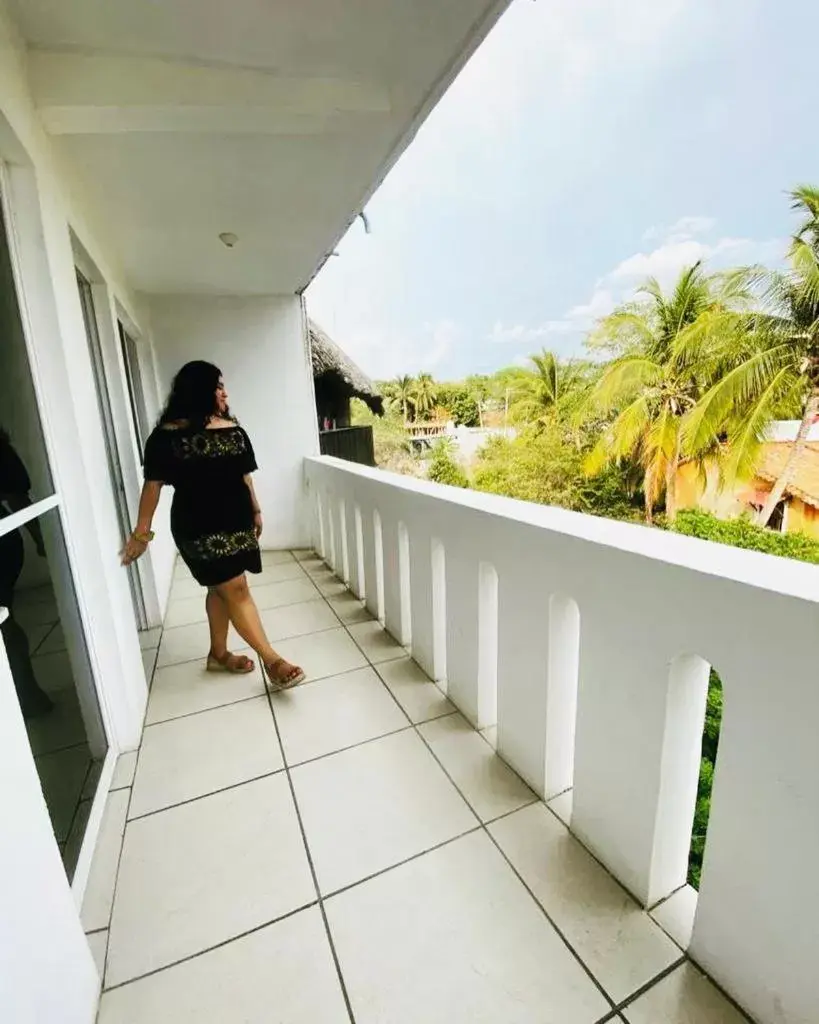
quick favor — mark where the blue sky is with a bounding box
[306,0,814,381]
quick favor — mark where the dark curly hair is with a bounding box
[158,361,231,429]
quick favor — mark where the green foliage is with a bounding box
[473,423,641,519]
[689,670,723,889]
[435,383,481,427]
[427,440,469,488]
[672,509,819,563]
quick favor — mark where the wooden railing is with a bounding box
[318,425,376,467]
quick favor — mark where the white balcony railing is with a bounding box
[305,454,819,1024]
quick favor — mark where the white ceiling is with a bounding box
[9,0,509,295]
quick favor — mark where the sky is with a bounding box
[306,0,815,382]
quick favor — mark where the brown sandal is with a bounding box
[264,658,306,692]
[206,651,256,675]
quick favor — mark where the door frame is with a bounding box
[0,159,119,903]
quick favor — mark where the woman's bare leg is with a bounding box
[213,575,301,677]
[206,588,231,659]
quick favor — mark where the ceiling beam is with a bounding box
[29,50,392,135]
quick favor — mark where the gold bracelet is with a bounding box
[133,530,155,544]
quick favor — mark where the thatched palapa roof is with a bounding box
[309,320,383,415]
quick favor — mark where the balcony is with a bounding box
[75,457,819,1023]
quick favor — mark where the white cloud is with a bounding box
[490,288,615,346]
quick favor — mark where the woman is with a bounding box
[121,362,305,689]
[0,427,54,718]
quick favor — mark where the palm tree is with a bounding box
[583,262,750,522]
[411,373,438,421]
[507,350,586,429]
[393,375,415,423]
[683,186,819,526]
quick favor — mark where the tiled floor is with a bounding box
[83,551,750,1024]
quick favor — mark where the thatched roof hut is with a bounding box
[309,320,383,425]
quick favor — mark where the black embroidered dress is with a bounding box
[143,424,262,587]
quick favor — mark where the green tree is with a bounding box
[411,373,438,421]
[684,186,819,526]
[427,439,469,488]
[583,262,750,522]
[392,375,416,423]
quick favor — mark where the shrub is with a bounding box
[427,440,469,488]
[672,509,819,564]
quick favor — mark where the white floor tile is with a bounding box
[419,714,535,822]
[146,655,263,725]
[260,549,297,566]
[347,620,406,664]
[82,789,129,932]
[292,549,317,562]
[87,930,108,978]
[375,657,454,724]
[107,775,315,987]
[99,908,348,1024]
[259,599,340,642]
[251,577,320,611]
[248,561,307,586]
[326,830,610,1024]
[274,667,408,765]
[489,803,679,1003]
[292,729,477,894]
[36,744,92,841]
[548,788,574,826]
[299,556,330,576]
[272,628,367,683]
[650,886,698,950]
[170,576,205,601]
[112,751,138,791]
[326,591,374,625]
[623,963,748,1024]
[157,620,239,669]
[310,570,347,597]
[130,697,282,817]
[164,593,209,629]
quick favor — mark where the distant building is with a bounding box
[676,420,819,536]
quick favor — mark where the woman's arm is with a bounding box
[121,480,163,565]
[244,474,263,538]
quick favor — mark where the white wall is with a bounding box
[149,294,319,554]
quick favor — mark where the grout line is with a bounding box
[322,825,483,902]
[411,718,616,1012]
[154,623,343,673]
[125,767,286,824]
[264,659,358,1024]
[100,899,319,996]
[595,955,687,1023]
[282,724,416,771]
[142,690,268,729]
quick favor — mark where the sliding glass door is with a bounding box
[0,201,107,881]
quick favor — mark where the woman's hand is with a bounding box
[121,535,149,566]
[253,511,263,539]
